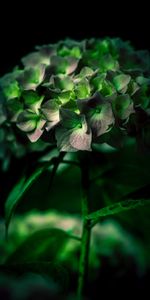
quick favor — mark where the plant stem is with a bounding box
[77,155,91,299]
[48,152,66,189]
[77,219,91,299]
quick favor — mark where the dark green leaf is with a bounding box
[18,158,81,213]
[5,228,74,264]
[5,166,46,233]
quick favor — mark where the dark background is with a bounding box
[0,1,150,76]
[0,3,150,296]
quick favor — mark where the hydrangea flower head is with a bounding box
[1,38,150,151]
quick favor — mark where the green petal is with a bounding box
[27,119,46,142]
[22,52,45,67]
[51,55,79,75]
[59,108,82,129]
[22,45,56,67]
[41,99,60,130]
[132,85,149,109]
[77,92,114,137]
[41,99,59,121]
[0,102,7,124]
[53,75,74,91]
[67,57,79,74]
[17,110,39,132]
[27,128,44,142]
[18,65,45,90]
[88,103,114,136]
[51,56,69,74]
[37,44,57,59]
[100,54,119,72]
[58,90,74,103]
[136,76,150,86]
[55,126,77,152]
[101,80,116,97]
[1,79,20,100]
[113,74,131,92]
[70,116,92,151]
[7,99,23,122]
[56,115,92,151]
[113,94,134,119]
[79,67,95,78]
[127,80,139,96]
[22,90,44,113]
[58,45,81,59]
[74,79,91,99]
[92,74,106,91]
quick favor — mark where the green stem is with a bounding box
[48,152,66,189]
[77,155,91,299]
[77,219,91,299]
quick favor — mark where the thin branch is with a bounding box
[67,234,81,241]
[86,199,150,228]
[48,152,66,189]
[77,154,91,300]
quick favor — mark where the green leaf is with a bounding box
[18,158,81,213]
[5,228,74,264]
[86,199,150,227]
[5,166,46,233]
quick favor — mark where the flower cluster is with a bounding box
[1,38,150,151]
